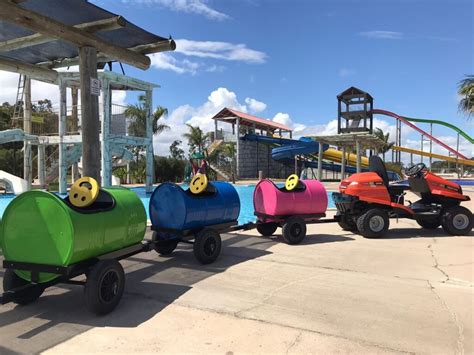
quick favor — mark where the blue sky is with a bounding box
[92,0,473,156]
[1,0,471,157]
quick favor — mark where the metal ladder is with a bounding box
[11,74,26,128]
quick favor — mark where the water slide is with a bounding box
[242,134,397,177]
[0,170,28,194]
[392,146,474,166]
[372,109,470,160]
[401,116,473,144]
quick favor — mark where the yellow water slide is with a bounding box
[321,148,369,167]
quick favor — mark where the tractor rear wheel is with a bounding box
[441,206,473,236]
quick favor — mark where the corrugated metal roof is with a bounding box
[212,107,292,132]
[0,0,170,65]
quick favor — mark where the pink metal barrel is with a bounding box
[253,179,328,217]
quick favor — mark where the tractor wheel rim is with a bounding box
[369,215,385,232]
[453,214,469,230]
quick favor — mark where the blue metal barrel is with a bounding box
[149,182,240,231]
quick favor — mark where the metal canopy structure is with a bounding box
[310,132,385,180]
[0,0,175,71]
[0,0,175,192]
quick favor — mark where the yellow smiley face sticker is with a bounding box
[285,174,300,191]
[190,173,208,195]
[69,177,100,208]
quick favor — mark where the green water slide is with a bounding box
[402,116,474,144]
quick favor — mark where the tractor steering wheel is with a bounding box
[405,162,426,177]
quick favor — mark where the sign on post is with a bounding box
[91,78,101,96]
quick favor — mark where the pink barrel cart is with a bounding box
[253,177,329,244]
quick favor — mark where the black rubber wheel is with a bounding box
[356,208,390,238]
[193,228,222,264]
[256,222,278,237]
[416,218,440,230]
[441,206,473,236]
[337,213,358,232]
[152,232,179,256]
[3,269,44,305]
[282,216,307,245]
[84,260,125,315]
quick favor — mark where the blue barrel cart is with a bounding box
[149,174,240,264]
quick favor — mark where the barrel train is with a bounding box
[0,166,472,315]
[0,173,328,314]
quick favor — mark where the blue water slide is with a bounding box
[241,134,399,178]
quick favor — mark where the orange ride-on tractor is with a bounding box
[333,156,473,238]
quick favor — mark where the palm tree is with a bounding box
[125,95,169,137]
[182,124,209,154]
[124,96,169,182]
[374,127,394,161]
[458,75,474,118]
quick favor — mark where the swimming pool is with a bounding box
[0,184,335,225]
[449,180,474,186]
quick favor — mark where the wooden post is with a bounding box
[101,79,112,186]
[37,144,45,188]
[145,89,154,193]
[341,146,346,180]
[23,76,32,189]
[71,87,79,181]
[317,141,323,180]
[59,78,68,194]
[356,140,361,173]
[236,117,240,179]
[79,46,101,181]
[214,119,218,141]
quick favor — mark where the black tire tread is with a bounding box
[84,260,125,315]
[356,208,389,238]
[441,205,473,236]
[282,216,307,245]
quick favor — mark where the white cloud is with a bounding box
[121,0,229,21]
[272,112,305,133]
[176,39,267,64]
[148,39,266,75]
[154,87,268,155]
[245,97,266,113]
[338,68,356,77]
[150,53,200,75]
[358,31,403,40]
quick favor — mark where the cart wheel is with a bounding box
[337,213,358,232]
[282,216,307,245]
[193,228,222,264]
[356,208,389,238]
[441,206,473,236]
[256,222,278,237]
[416,217,440,230]
[84,260,125,315]
[152,232,179,256]
[3,269,44,305]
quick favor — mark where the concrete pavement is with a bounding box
[0,195,473,354]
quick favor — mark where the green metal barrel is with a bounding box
[0,187,147,283]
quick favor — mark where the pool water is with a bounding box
[449,180,474,186]
[0,184,335,225]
